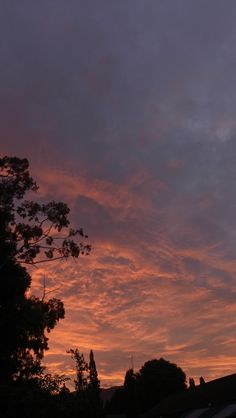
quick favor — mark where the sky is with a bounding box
[2,0,236,388]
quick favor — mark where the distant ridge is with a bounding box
[100,386,120,404]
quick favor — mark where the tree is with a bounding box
[68,348,88,393]
[0,156,91,383]
[68,348,100,396]
[88,350,102,415]
[123,368,137,417]
[135,358,187,413]
[189,377,196,388]
[68,348,103,418]
[200,376,206,385]
[88,350,100,393]
[35,372,70,395]
[107,358,187,416]
[0,156,91,267]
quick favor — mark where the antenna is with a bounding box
[130,354,134,371]
[42,275,46,301]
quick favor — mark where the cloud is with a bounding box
[2,0,236,387]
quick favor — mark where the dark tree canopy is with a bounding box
[0,156,91,384]
[189,377,196,388]
[68,348,102,417]
[0,156,91,266]
[68,348,100,395]
[136,358,187,412]
[68,348,88,393]
[106,358,187,416]
[88,350,100,393]
[200,376,206,385]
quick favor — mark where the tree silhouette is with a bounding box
[107,358,187,416]
[0,156,91,267]
[68,348,88,393]
[88,350,100,392]
[88,350,102,416]
[0,156,91,383]
[136,358,187,412]
[200,376,206,385]
[68,348,103,418]
[189,377,196,388]
[123,368,137,417]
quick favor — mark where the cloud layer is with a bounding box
[2,0,236,387]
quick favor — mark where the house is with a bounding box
[142,374,236,418]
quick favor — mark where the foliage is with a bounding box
[68,348,103,417]
[136,358,187,412]
[189,377,196,388]
[35,372,70,395]
[0,156,91,266]
[88,349,100,392]
[106,358,187,416]
[0,280,65,382]
[68,348,88,392]
[0,156,91,383]
[0,380,78,418]
[200,376,206,385]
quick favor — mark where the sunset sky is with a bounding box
[2,0,236,388]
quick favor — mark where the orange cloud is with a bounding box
[20,163,236,388]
